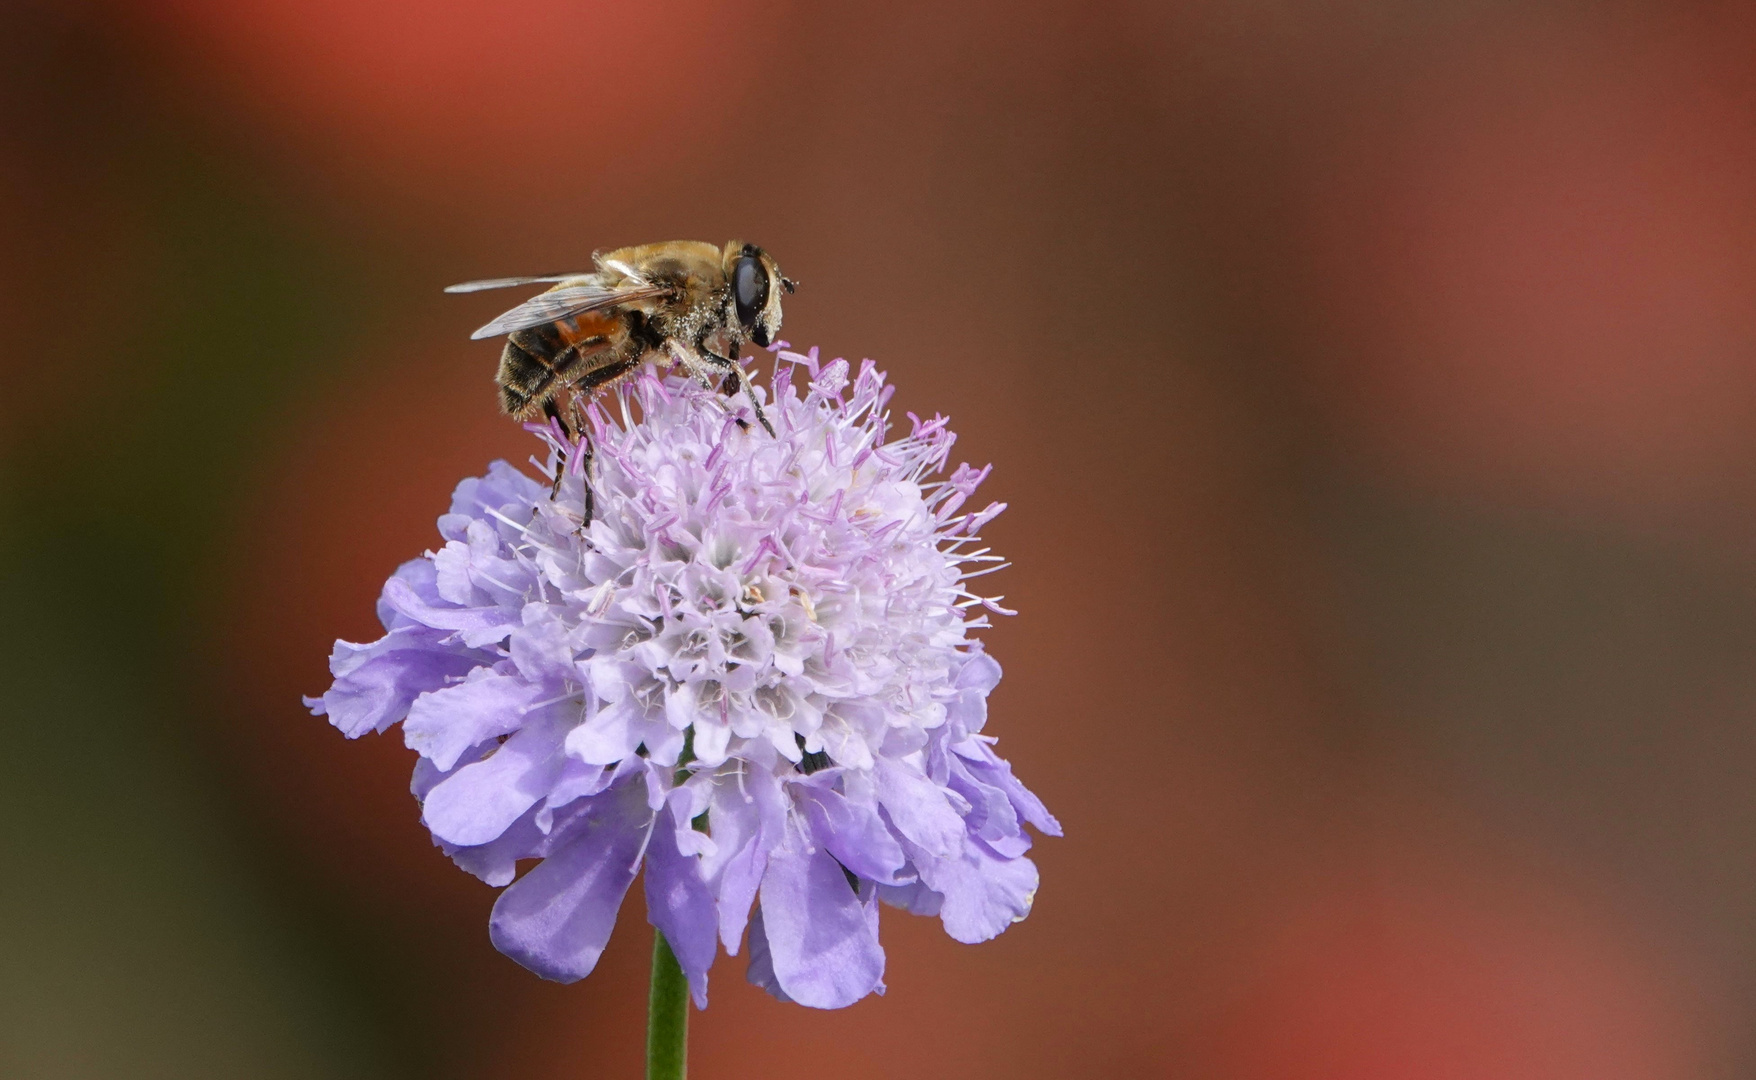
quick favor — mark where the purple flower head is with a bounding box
[306,348,1059,1009]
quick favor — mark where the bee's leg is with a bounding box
[576,437,595,525]
[702,346,774,437]
[666,339,721,392]
[543,393,595,522]
[568,354,643,525]
[541,398,571,501]
[565,391,589,436]
[734,365,774,436]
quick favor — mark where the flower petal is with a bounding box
[564,695,647,766]
[947,756,1021,850]
[957,740,1063,837]
[510,603,575,682]
[909,835,1039,945]
[876,878,943,917]
[707,766,784,954]
[448,460,545,527]
[643,806,717,1008]
[314,631,477,737]
[816,712,874,770]
[539,757,616,829]
[444,804,544,887]
[874,757,966,858]
[382,575,519,648]
[955,651,1002,694]
[404,671,554,771]
[432,541,481,606]
[488,787,650,983]
[421,715,568,847]
[690,715,732,767]
[742,904,794,1004]
[798,785,907,886]
[756,840,886,1008]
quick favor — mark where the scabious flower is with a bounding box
[306,348,1059,1009]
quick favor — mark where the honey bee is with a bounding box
[446,240,795,442]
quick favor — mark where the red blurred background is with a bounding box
[3,1,1754,1077]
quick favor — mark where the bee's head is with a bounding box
[724,241,792,348]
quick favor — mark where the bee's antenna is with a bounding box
[782,277,798,294]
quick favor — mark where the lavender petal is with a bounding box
[756,840,886,1008]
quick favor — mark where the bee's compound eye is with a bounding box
[733,255,767,329]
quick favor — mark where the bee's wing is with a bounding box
[444,274,593,294]
[467,283,670,340]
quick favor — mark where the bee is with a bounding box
[446,240,795,441]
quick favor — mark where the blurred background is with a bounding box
[3,0,1754,1076]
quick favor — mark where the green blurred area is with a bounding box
[0,13,406,1075]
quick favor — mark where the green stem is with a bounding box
[647,930,689,1080]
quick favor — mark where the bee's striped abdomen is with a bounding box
[498,319,620,418]
[497,328,560,418]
